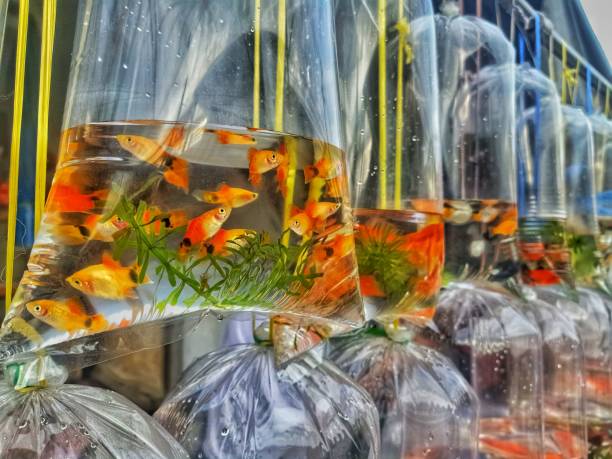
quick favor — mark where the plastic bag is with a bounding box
[0,380,188,458]
[1,0,363,371]
[154,344,380,458]
[327,325,479,458]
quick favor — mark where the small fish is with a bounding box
[289,210,315,237]
[359,274,385,297]
[202,228,254,255]
[480,437,533,458]
[442,200,472,225]
[527,269,561,285]
[141,207,188,235]
[48,214,127,245]
[194,183,258,208]
[303,157,338,184]
[304,200,341,223]
[324,175,347,198]
[47,184,109,213]
[212,129,256,145]
[248,148,280,186]
[179,207,232,255]
[26,298,107,335]
[66,252,150,300]
[162,154,189,192]
[491,212,518,236]
[312,234,354,264]
[116,132,190,191]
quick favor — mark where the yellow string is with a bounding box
[252,0,261,128]
[34,0,57,234]
[561,44,580,105]
[394,12,410,210]
[5,0,29,311]
[378,0,387,209]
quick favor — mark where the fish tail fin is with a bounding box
[216,131,230,144]
[200,191,219,204]
[303,165,317,184]
[164,126,186,149]
[247,147,257,161]
[249,172,262,187]
[89,314,109,333]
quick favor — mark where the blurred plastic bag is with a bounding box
[328,325,479,458]
[0,378,188,458]
[154,344,380,458]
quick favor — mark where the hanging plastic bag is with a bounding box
[154,344,380,458]
[0,359,188,458]
[1,0,363,372]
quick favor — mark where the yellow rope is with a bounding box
[252,0,261,128]
[561,45,580,105]
[34,0,57,234]
[5,0,29,311]
[274,0,286,132]
[394,14,412,210]
[377,0,387,209]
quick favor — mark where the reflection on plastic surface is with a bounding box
[154,344,380,459]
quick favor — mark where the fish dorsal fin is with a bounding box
[102,252,122,269]
[291,206,302,217]
[218,183,231,193]
[66,298,86,315]
[304,200,317,216]
[248,148,258,161]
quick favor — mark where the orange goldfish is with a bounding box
[26,298,107,335]
[303,156,338,184]
[442,200,473,224]
[194,184,258,208]
[179,207,232,255]
[304,200,341,223]
[289,210,315,237]
[66,252,150,300]
[359,274,385,297]
[248,148,280,186]
[116,132,190,191]
[202,229,254,255]
[491,210,518,236]
[480,437,532,458]
[355,219,400,245]
[212,129,256,145]
[325,175,347,198]
[401,223,444,267]
[47,184,109,213]
[141,207,188,235]
[50,214,128,245]
[312,234,354,264]
[527,269,561,285]
[411,198,442,214]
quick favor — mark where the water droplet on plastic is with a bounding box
[219,18,224,24]
[18,420,29,429]
[221,427,229,436]
[411,135,418,142]
[122,63,128,70]
[97,56,103,63]
[136,26,142,32]
[337,411,349,421]
[145,92,151,98]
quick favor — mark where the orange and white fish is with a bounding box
[179,207,232,255]
[66,252,150,300]
[141,207,188,235]
[248,148,280,187]
[26,298,107,335]
[50,214,128,245]
[47,184,109,213]
[303,156,338,184]
[312,234,354,264]
[304,200,341,223]
[201,228,254,256]
[289,210,315,237]
[289,201,340,237]
[116,131,189,191]
[324,175,347,199]
[193,184,258,208]
[491,208,518,236]
[527,269,561,285]
[442,200,472,225]
[212,129,256,145]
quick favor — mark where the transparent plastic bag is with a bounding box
[154,344,380,458]
[327,325,479,458]
[1,0,363,371]
[0,378,188,458]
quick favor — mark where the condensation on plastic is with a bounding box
[0,382,188,458]
[327,328,479,458]
[335,0,442,211]
[154,344,380,459]
[435,14,516,202]
[1,0,364,373]
[515,65,566,221]
[434,282,545,458]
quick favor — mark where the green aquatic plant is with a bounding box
[106,193,321,312]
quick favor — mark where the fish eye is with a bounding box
[73,279,82,286]
[116,216,123,222]
[219,208,226,214]
[270,153,277,161]
[292,220,300,227]
[33,304,42,313]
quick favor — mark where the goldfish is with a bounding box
[289,201,340,237]
[359,274,385,297]
[202,229,254,256]
[355,219,400,245]
[193,184,258,208]
[442,200,472,225]
[303,156,338,184]
[289,210,315,237]
[491,209,518,236]
[304,200,341,224]
[212,129,256,145]
[312,234,354,264]
[480,436,533,458]
[66,252,150,300]
[401,223,444,266]
[324,175,347,198]
[26,298,107,335]
[47,184,109,213]
[116,131,190,191]
[179,207,232,255]
[248,148,280,186]
[411,198,442,214]
[141,207,188,235]
[527,269,561,285]
[48,214,128,246]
